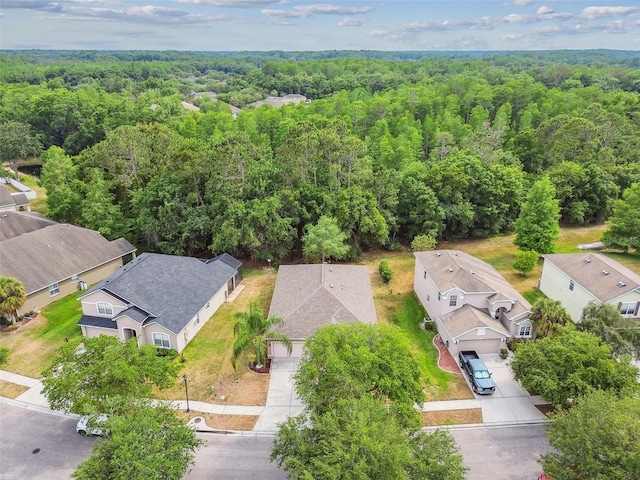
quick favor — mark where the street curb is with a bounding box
[0,395,79,419]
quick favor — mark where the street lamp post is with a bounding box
[183,374,190,412]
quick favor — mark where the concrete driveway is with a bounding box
[470,353,546,424]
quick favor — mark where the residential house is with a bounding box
[0,217,136,314]
[414,250,532,356]
[268,264,377,359]
[0,183,30,212]
[540,253,640,322]
[78,253,243,353]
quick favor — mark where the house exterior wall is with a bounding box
[539,260,599,321]
[22,258,125,315]
[539,261,640,322]
[80,324,119,339]
[81,290,129,318]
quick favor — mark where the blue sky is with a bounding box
[1,1,639,51]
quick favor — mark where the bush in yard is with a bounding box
[0,346,9,366]
[411,233,437,252]
[512,250,538,275]
[379,260,393,283]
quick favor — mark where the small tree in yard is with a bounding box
[302,215,350,263]
[378,260,393,283]
[0,276,26,325]
[231,301,292,370]
[601,182,640,253]
[410,233,437,252]
[512,250,538,275]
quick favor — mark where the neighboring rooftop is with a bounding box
[1,223,136,295]
[248,94,309,109]
[0,211,57,241]
[543,253,640,302]
[81,253,239,334]
[268,264,377,339]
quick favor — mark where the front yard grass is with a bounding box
[0,291,82,378]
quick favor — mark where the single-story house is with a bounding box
[0,183,30,212]
[267,263,377,359]
[78,253,243,353]
[539,253,640,322]
[414,250,532,356]
[0,217,136,314]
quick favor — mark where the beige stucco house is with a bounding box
[414,250,532,356]
[0,212,136,314]
[78,253,242,353]
[268,263,377,359]
[540,253,640,322]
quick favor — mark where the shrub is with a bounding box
[379,260,393,284]
[155,348,178,359]
[513,250,538,275]
[411,234,437,252]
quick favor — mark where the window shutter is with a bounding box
[617,302,622,311]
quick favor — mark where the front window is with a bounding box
[193,314,199,326]
[518,324,532,338]
[449,295,458,307]
[49,283,60,296]
[153,332,170,349]
[620,302,636,316]
[97,302,113,316]
[71,274,79,283]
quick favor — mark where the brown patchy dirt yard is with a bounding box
[422,408,483,427]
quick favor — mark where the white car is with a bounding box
[76,414,109,436]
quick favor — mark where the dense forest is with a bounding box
[1,50,639,261]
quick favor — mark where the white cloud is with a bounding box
[262,3,373,19]
[178,0,282,7]
[58,4,225,25]
[503,0,535,6]
[537,6,553,15]
[338,17,366,27]
[579,6,638,21]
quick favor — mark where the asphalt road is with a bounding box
[0,403,95,480]
[0,401,550,480]
[450,424,552,480]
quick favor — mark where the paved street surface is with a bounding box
[184,433,288,480]
[0,402,94,480]
[450,424,552,480]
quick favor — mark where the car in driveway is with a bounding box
[76,414,109,436]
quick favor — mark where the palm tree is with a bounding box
[0,276,27,325]
[530,298,572,338]
[231,302,292,370]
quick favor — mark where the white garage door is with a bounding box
[271,340,305,359]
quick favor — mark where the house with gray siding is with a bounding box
[414,250,532,356]
[78,253,242,353]
[268,264,377,359]
[540,253,640,322]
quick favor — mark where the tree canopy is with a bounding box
[0,276,26,325]
[510,326,639,407]
[602,182,640,253]
[541,390,640,480]
[513,176,560,254]
[530,297,572,338]
[577,301,640,358]
[42,335,180,414]
[302,215,350,263]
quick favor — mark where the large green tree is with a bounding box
[602,182,640,253]
[577,301,640,358]
[541,390,640,480]
[510,327,638,407]
[42,336,180,414]
[40,146,82,223]
[302,215,350,263]
[513,176,560,254]
[72,402,202,480]
[231,302,292,370]
[0,120,42,175]
[271,396,467,480]
[294,323,424,428]
[0,276,26,325]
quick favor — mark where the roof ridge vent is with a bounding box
[583,257,591,263]
[618,281,626,287]
[601,270,609,276]
[436,252,441,257]
[447,266,454,273]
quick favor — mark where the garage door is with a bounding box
[270,340,305,359]
[460,339,502,355]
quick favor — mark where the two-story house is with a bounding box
[540,253,640,322]
[414,250,532,356]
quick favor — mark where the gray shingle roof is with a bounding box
[0,211,57,241]
[268,264,377,339]
[439,304,510,339]
[0,223,136,294]
[78,315,117,329]
[82,253,239,334]
[543,253,640,302]
[414,250,531,315]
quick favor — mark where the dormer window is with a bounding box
[97,302,114,316]
[449,295,458,307]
